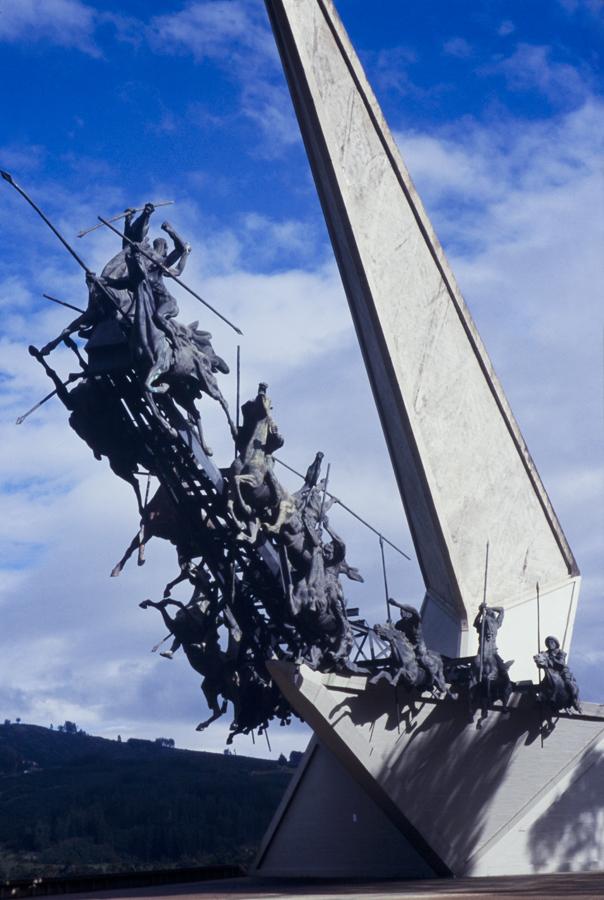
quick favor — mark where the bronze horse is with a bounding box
[228,384,295,542]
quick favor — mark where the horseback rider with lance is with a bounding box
[543,636,581,711]
[390,599,447,693]
[474,603,510,683]
[102,206,191,337]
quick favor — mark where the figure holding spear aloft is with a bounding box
[473,599,513,716]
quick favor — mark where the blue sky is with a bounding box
[0,0,602,756]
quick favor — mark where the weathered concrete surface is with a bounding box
[261,663,604,878]
[255,737,435,879]
[263,0,579,661]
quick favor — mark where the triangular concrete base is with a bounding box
[257,663,604,877]
[254,737,436,879]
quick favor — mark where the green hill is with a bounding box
[0,723,293,881]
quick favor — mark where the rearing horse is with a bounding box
[228,384,295,542]
[152,320,237,456]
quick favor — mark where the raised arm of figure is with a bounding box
[493,606,505,626]
[324,524,347,567]
[127,203,155,243]
[161,221,190,269]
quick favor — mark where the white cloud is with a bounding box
[557,0,604,14]
[498,20,516,37]
[147,0,276,68]
[0,0,100,56]
[485,43,590,105]
[242,213,312,259]
[443,37,473,59]
[146,2,298,158]
[240,78,301,156]
[372,46,432,100]
[398,100,603,228]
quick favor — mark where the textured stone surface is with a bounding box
[264,0,579,656]
[264,663,604,877]
[255,738,435,879]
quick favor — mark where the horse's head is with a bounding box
[373,623,394,642]
[257,383,271,415]
[344,564,364,583]
[533,651,549,669]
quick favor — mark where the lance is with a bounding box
[2,170,92,272]
[536,580,544,748]
[318,462,331,526]
[77,201,174,238]
[236,345,241,433]
[97,216,243,336]
[478,540,490,683]
[43,294,85,314]
[15,372,84,425]
[536,580,541,654]
[1,171,126,323]
[273,456,411,560]
[137,473,152,567]
[379,535,391,623]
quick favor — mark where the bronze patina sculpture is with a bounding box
[534,636,582,715]
[3,168,579,742]
[472,602,514,716]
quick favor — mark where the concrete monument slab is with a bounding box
[256,662,604,877]
[264,0,579,670]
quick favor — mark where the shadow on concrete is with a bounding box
[528,742,604,872]
[337,686,543,872]
[328,679,431,734]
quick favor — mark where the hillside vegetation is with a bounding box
[0,723,293,880]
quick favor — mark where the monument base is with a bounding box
[254,663,604,878]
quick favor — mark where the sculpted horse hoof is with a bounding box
[146,378,170,394]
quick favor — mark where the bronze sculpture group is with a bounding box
[5,176,582,742]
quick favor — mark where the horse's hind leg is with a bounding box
[236,519,260,544]
[133,478,143,519]
[111,533,140,577]
[218,393,238,441]
[163,567,189,598]
[139,597,179,635]
[191,408,213,457]
[233,474,254,516]
[264,499,294,535]
[196,681,227,731]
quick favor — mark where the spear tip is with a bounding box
[1,170,15,184]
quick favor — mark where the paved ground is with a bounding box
[68,872,604,900]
